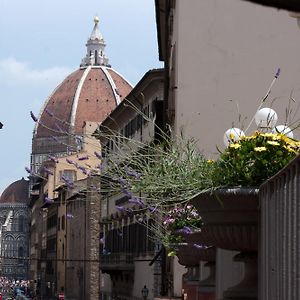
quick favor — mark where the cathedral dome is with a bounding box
[34,66,132,138]
[0,178,29,204]
[33,17,132,139]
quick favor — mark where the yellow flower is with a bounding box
[229,143,241,149]
[263,133,276,138]
[207,159,215,164]
[229,133,235,139]
[267,141,280,146]
[254,146,267,152]
[283,145,297,154]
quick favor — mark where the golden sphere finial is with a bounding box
[94,16,99,24]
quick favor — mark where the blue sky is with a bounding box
[0,0,162,194]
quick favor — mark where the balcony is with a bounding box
[100,253,134,272]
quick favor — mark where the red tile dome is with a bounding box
[0,178,29,204]
[34,66,132,138]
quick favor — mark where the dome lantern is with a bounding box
[80,16,109,67]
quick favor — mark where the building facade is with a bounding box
[98,69,168,300]
[155,0,300,299]
[0,178,30,280]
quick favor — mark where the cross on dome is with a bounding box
[80,16,110,67]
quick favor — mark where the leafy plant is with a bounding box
[214,131,300,187]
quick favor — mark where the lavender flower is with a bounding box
[61,175,75,189]
[193,244,209,249]
[25,167,32,174]
[55,123,65,133]
[148,206,157,213]
[128,197,142,205]
[122,189,132,199]
[275,68,281,78]
[78,155,89,161]
[116,205,125,211]
[125,167,141,178]
[94,151,102,159]
[43,167,53,176]
[48,155,59,163]
[30,111,38,122]
[51,136,59,142]
[66,213,74,219]
[45,108,54,117]
[66,158,74,165]
[118,177,127,186]
[44,197,55,204]
[77,165,88,175]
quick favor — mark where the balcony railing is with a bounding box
[100,253,134,272]
[260,154,300,300]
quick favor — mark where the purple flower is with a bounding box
[78,155,89,161]
[94,151,102,159]
[30,111,38,122]
[66,213,74,219]
[61,175,75,189]
[116,205,125,211]
[44,197,54,204]
[128,197,143,205]
[125,168,141,178]
[48,155,59,163]
[55,123,65,133]
[25,167,32,174]
[66,158,74,165]
[43,167,53,176]
[122,189,132,199]
[275,68,281,78]
[183,226,193,234]
[45,108,54,117]
[118,177,127,186]
[77,165,88,175]
[193,244,209,249]
[148,206,157,213]
[51,136,59,142]
[99,238,104,244]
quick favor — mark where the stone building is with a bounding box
[155,0,300,299]
[98,68,165,300]
[0,178,30,280]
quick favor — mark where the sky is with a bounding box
[0,0,162,195]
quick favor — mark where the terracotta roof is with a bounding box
[0,178,29,204]
[34,66,132,138]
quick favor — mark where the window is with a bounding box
[18,215,24,232]
[59,170,76,183]
[62,215,65,230]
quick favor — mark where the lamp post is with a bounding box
[141,285,149,300]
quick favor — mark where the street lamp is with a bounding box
[141,285,149,300]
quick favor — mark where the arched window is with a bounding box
[18,215,24,231]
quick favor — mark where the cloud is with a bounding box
[0,57,73,87]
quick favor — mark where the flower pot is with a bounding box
[176,244,216,267]
[190,187,259,300]
[190,187,259,251]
